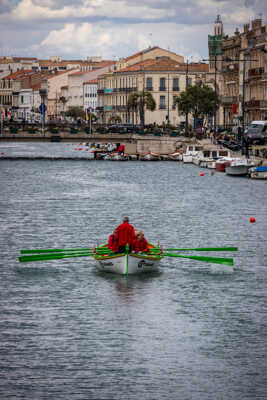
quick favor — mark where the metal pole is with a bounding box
[185,60,189,137]
[242,56,246,148]
[167,73,170,124]
[214,54,217,143]
[142,69,145,127]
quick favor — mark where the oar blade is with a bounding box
[163,253,234,266]
[19,251,96,263]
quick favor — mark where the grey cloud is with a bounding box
[0,0,20,13]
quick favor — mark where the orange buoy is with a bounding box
[199,172,206,176]
[250,217,256,223]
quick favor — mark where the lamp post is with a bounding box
[185,60,189,137]
[141,67,145,128]
[167,73,170,125]
[39,83,47,137]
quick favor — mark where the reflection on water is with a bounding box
[0,142,267,400]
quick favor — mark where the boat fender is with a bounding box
[250,217,256,223]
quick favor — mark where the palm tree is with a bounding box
[128,91,156,126]
[59,96,67,120]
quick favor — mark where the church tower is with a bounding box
[214,14,223,36]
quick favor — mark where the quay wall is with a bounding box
[0,131,185,155]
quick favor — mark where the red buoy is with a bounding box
[250,217,256,223]
[199,173,206,176]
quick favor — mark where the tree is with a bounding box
[65,106,84,120]
[59,96,67,117]
[127,91,156,125]
[109,114,122,124]
[174,83,218,128]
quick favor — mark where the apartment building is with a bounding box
[208,15,267,128]
[97,58,208,125]
[83,79,98,112]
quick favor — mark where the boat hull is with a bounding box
[225,165,248,176]
[94,253,162,275]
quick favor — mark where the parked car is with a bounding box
[244,121,267,144]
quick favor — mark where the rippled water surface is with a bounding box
[0,142,267,400]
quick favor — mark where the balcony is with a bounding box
[146,86,153,91]
[104,88,113,93]
[159,105,166,109]
[172,87,180,92]
[221,96,238,104]
[96,106,104,111]
[97,89,104,94]
[248,67,264,78]
[159,87,166,91]
[245,99,260,108]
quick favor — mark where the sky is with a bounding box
[0,0,266,62]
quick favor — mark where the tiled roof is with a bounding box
[84,79,98,84]
[116,58,209,73]
[1,69,34,80]
[125,47,159,61]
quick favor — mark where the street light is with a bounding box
[39,84,47,137]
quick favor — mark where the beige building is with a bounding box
[97,58,208,125]
[208,15,267,129]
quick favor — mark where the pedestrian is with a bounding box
[114,216,135,253]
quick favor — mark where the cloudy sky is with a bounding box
[0,0,266,61]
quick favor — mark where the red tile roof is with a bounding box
[1,69,34,80]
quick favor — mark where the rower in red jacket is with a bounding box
[132,230,149,253]
[114,216,135,253]
[108,230,119,252]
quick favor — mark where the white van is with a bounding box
[245,120,267,144]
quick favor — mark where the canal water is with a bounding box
[0,142,267,400]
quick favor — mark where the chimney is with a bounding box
[243,23,249,33]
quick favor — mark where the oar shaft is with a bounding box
[163,253,234,266]
[19,249,114,263]
[149,247,238,252]
[20,247,111,254]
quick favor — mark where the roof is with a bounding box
[84,79,98,84]
[1,69,34,80]
[117,58,209,73]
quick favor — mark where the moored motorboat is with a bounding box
[249,165,267,179]
[225,158,249,176]
[215,157,233,172]
[94,245,162,275]
[182,145,203,164]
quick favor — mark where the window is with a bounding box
[173,78,179,91]
[160,77,166,91]
[159,96,166,109]
[146,77,153,90]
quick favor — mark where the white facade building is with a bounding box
[83,80,98,112]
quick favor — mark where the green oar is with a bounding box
[20,246,110,254]
[163,253,234,266]
[149,246,238,252]
[19,250,114,263]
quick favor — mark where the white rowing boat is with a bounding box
[94,245,162,275]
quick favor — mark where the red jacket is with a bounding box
[108,234,119,252]
[132,237,149,253]
[114,222,135,247]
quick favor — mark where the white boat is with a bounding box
[249,165,267,179]
[225,158,254,176]
[139,152,161,161]
[182,145,203,164]
[94,252,162,275]
[94,244,162,275]
[167,152,183,161]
